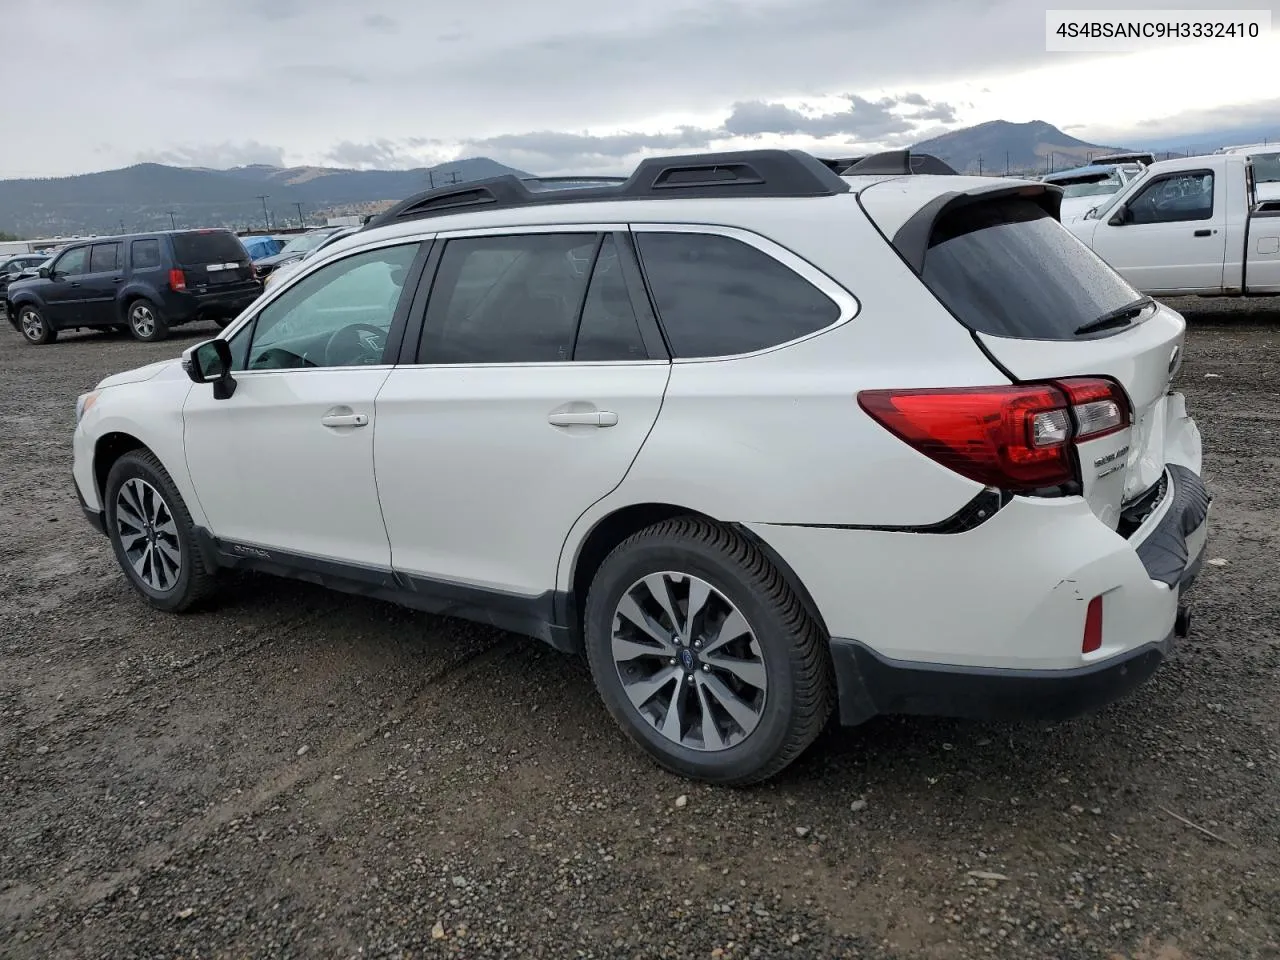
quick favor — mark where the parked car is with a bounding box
[1065,152,1280,295]
[239,234,285,261]
[1042,163,1146,223]
[1091,152,1158,167]
[0,252,49,298]
[1214,143,1280,202]
[71,149,1209,784]
[261,226,360,291]
[7,228,262,344]
[252,227,346,279]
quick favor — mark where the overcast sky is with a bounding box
[5,0,1280,178]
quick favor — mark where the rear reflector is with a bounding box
[1082,595,1104,653]
[168,268,187,292]
[857,377,1131,494]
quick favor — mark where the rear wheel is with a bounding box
[126,300,169,342]
[213,315,233,329]
[584,518,833,785]
[104,450,216,612]
[17,305,56,344]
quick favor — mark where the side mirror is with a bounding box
[183,339,237,400]
[1108,205,1130,226]
[38,266,51,279]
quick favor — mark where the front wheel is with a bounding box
[104,450,216,612]
[584,518,833,786]
[17,305,56,344]
[126,300,170,342]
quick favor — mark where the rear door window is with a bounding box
[171,230,247,265]
[418,233,598,364]
[573,236,649,361]
[634,232,839,358]
[89,243,121,273]
[921,199,1142,340]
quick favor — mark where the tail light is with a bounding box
[857,377,1131,493]
[168,268,187,291]
[1082,595,1104,653]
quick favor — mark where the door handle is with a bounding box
[320,413,369,428]
[1193,229,1213,237]
[112,277,124,283]
[548,410,619,427]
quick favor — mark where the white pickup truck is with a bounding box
[1065,152,1280,296]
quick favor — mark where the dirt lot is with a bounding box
[1,302,1278,960]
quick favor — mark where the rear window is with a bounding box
[1252,152,1280,183]
[921,199,1140,340]
[131,239,162,269]
[170,230,247,265]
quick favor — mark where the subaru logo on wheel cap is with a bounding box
[679,648,695,671]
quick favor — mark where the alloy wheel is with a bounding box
[114,478,182,592]
[611,572,768,751]
[19,309,43,342]
[130,303,156,338]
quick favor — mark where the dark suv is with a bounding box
[6,229,262,344]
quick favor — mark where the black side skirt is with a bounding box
[193,529,577,653]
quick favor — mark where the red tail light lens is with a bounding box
[858,378,1130,494]
[1082,595,1104,653]
[168,268,187,291]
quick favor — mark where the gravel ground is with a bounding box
[1,304,1278,960]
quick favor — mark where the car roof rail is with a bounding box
[843,150,959,176]
[363,149,852,229]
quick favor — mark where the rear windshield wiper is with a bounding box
[1074,296,1154,336]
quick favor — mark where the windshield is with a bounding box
[279,231,336,256]
[1061,176,1123,199]
[1090,168,1150,219]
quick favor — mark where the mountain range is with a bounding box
[0,119,1248,239]
[912,120,1129,175]
[0,157,529,239]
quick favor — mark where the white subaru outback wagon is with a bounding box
[72,149,1210,785]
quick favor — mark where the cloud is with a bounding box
[460,128,719,171]
[4,0,1277,179]
[135,140,287,168]
[1080,97,1280,154]
[326,139,430,169]
[257,0,303,21]
[722,92,954,139]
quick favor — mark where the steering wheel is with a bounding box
[324,323,386,367]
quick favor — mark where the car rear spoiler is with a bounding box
[889,182,1065,275]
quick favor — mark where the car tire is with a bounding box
[126,299,169,342]
[17,305,56,344]
[583,517,833,786]
[104,450,217,613]
[213,316,233,329]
